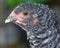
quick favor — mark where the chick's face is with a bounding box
[6,10,32,26]
[5,3,38,26]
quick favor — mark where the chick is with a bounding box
[5,2,60,48]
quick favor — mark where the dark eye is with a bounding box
[23,12,28,16]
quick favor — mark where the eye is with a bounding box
[23,11,28,16]
[22,11,31,18]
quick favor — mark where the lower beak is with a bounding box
[5,16,14,23]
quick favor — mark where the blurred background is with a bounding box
[0,0,60,48]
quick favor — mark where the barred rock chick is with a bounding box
[5,2,60,48]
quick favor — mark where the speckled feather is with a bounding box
[14,2,60,48]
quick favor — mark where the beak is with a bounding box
[5,15,15,23]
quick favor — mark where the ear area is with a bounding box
[33,18,38,25]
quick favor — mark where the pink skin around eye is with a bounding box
[16,12,25,22]
[10,10,24,21]
[10,10,27,25]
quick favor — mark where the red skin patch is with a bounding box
[33,18,38,25]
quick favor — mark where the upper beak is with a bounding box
[5,15,15,23]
